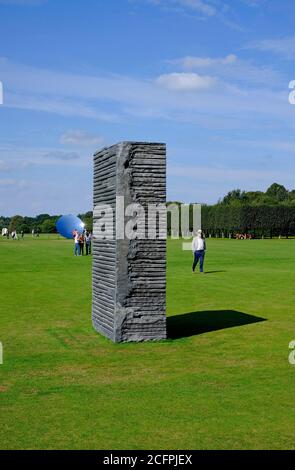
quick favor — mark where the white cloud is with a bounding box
[0,57,292,133]
[167,162,295,204]
[245,37,295,59]
[226,138,295,153]
[0,144,93,178]
[0,0,46,4]
[60,130,104,147]
[170,53,283,87]
[173,54,237,68]
[239,0,266,7]
[0,178,28,187]
[6,91,118,122]
[144,0,216,16]
[0,178,15,186]
[134,0,249,30]
[175,0,216,16]
[168,164,295,186]
[156,72,216,91]
[43,151,80,161]
[132,0,263,30]
[0,156,31,173]
[0,160,12,171]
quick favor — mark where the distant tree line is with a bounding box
[0,212,93,235]
[170,183,295,238]
[1,183,295,238]
[201,204,295,238]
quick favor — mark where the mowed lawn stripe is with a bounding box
[0,237,294,449]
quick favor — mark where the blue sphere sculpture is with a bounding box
[56,214,85,239]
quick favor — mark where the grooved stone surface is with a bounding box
[92,141,167,342]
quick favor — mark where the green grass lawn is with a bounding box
[0,236,295,449]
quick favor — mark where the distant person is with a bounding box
[32,229,35,238]
[192,229,206,274]
[11,230,18,240]
[21,230,24,239]
[85,231,92,255]
[73,230,80,256]
[79,233,85,256]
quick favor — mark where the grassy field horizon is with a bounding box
[0,236,295,449]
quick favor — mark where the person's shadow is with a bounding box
[202,270,226,274]
[167,310,266,339]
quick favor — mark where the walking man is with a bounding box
[192,229,206,273]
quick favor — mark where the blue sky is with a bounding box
[1,0,295,216]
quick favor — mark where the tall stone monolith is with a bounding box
[92,141,166,342]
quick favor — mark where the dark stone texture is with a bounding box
[92,142,167,342]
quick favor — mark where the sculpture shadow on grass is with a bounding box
[167,310,266,340]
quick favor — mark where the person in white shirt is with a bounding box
[192,229,206,273]
[73,230,80,256]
